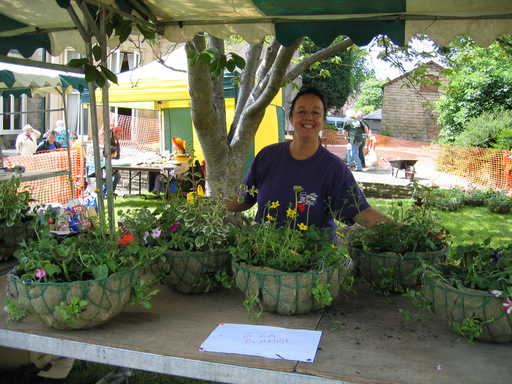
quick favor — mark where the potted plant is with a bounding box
[349,188,450,293]
[422,239,512,343]
[0,177,35,262]
[230,186,353,316]
[5,227,160,330]
[119,187,235,294]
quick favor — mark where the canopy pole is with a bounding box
[99,7,116,235]
[58,89,76,200]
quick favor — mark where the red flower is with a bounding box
[297,202,305,213]
[434,233,443,240]
[118,233,135,245]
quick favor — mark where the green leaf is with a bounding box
[68,58,88,67]
[136,23,155,40]
[116,19,132,43]
[100,65,118,84]
[92,264,109,279]
[92,45,101,62]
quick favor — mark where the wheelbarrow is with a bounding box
[386,159,417,180]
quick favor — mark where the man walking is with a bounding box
[342,110,364,171]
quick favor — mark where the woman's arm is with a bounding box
[354,207,392,227]
[224,198,253,212]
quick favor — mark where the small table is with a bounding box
[112,165,175,197]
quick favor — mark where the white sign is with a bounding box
[199,323,322,363]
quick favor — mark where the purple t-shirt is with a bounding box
[243,142,370,229]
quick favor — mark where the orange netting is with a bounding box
[98,113,161,153]
[5,146,86,205]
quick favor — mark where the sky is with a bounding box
[364,38,441,81]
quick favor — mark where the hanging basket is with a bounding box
[164,249,230,294]
[422,277,512,343]
[6,268,138,330]
[232,258,353,315]
[0,219,35,262]
[351,246,448,292]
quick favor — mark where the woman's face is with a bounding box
[289,93,325,140]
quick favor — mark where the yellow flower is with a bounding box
[270,201,280,209]
[186,191,195,204]
[297,222,308,231]
[196,184,205,196]
[330,244,337,249]
[293,185,304,193]
[266,214,276,221]
[336,231,346,238]
[286,208,297,218]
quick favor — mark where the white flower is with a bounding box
[151,227,161,239]
[490,290,502,298]
[143,231,149,244]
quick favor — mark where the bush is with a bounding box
[487,192,512,214]
[430,188,465,211]
[452,110,512,149]
[463,189,494,207]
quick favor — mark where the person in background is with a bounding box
[355,111,370,169]
[54,120,72,148]
[342,110,364,172]
[107,126,122,193]
[225,87,390,231]
[35,130,62,153]
[15,124,41,155]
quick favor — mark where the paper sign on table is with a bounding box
[199,323,322,363]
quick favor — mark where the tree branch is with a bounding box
[229,41,263,142]
[252,39,280,101]
[283,38,354,84]
[209,36,227,134]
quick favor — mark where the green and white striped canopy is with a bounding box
[0,0,511,58]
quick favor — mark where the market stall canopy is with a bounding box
[0,0,511,59]
[0,62,87,97]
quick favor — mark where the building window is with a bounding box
[108,50,140,74]
[0,94,26,133]
[420,75,440,92]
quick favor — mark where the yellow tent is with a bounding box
[101,48,285,162]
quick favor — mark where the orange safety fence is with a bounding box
[98,113,161,153]
[326,133,512,192]
[5,146,86,205]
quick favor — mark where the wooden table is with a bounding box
[0,273,509,384]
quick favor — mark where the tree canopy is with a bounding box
[435,35,512,143]
[353,77,384,115]
[300,39,369,110]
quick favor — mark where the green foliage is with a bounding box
[0,177,32,226]
[130,279,160,310]
[13,227,159,282]
[187,48,245,78]
[301,39,370,109]
[452,110,512,149]
[243,294,262,319]
[3,299,27,322]
[436,36,512,143]
[55,296,88,324]
[351,186,450,254]
[452,315,490,343]
[430,187,465,212]
[353,77,384,115]
[120,194,234,252]
[312,281,333,306]
[486,192,512,214]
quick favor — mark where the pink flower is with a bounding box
[151,227,161,239]
[35,269,47,279]
[503,297,512,315]
[168,221,182,232]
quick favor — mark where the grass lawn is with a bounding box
[368,198,512,247]
[56,195,511,384]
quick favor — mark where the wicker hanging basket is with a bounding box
[164,249,230,294]
[7,268,138,330]
[422,277,512,343]
[233,258,353,315]
[350,246,448,292]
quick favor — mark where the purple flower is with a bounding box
[491,252,503,265]
[168,221,182,232]
[151,227,161,239]
[503,297,512,315]
[35,269,47,279]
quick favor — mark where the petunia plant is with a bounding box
[230,185,346,273]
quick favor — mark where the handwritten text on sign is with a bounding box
[199,323,322,362]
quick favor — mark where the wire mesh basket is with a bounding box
[233,258,353,315]
[7,268,138,330]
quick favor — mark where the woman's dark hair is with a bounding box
[288,87,327,119]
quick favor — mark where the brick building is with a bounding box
[381,61,445,142]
